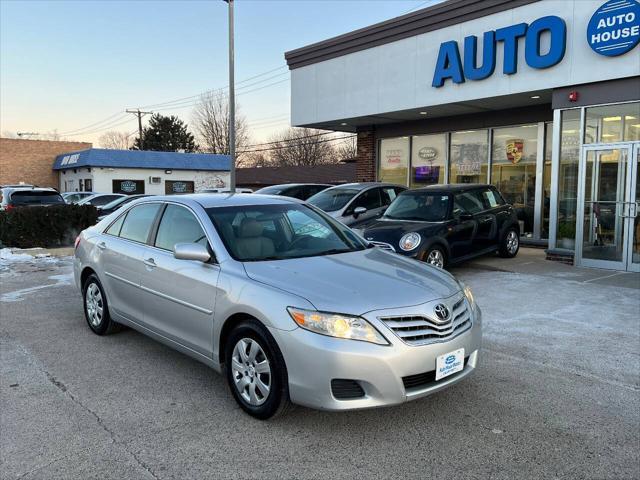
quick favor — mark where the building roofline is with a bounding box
[284,0,540,70]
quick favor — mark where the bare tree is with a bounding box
[98,131,132,149]
[265,128,339,167]
[336,136,357,162]
[192,92,250,166]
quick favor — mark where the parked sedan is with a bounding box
[74,194,481,419]
[0,186,65,210]
[362,184,520,268]
[77,193,125,207]
[307,182,407,227]
[254,183,331,200]
[62,192,98,204]
[96,194,151,220]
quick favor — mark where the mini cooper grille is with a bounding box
[369,241,396,252]
[331,379,365,399]
[379,297,471,346]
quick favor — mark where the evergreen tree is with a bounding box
[133,113,197,152]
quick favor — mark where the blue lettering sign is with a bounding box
[463,31,496,81]
[432,41,465,88]
[432,16,567,87]
[587,0,640,56]
[525,16,567,68]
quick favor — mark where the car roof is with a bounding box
[410,183,494,193]
[142,193,302,209]
[3,186,59,194]
[259,183,331,189]
[323,182,404,191]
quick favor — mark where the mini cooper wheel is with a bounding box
[82,274,121,335]
[423,246,446,269]
[225,320,291,420]
[499,228,520,258]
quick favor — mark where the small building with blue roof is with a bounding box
[53,148,231,195]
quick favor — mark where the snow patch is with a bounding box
[0,272,74,302]
[0,248,33,261]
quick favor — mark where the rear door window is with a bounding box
[453,191,485,215]
[118,203,162,243]
[154,205,208,251]
[381,187,399,206]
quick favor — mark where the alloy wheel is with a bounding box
[231,338,272,406]
[85,283,104,327]
[426,249,444,268]
[506,230,519,255]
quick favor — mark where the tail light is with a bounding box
[5,204,14,211]
[74,236,81,250]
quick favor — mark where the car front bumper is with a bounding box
[270,303,482,411]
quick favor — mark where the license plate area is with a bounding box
[435,348,465,381]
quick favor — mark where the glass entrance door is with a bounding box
[576,144,639,271]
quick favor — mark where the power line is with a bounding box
[239,134,355,154]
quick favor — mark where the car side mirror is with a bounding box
[173,242,211,263]
[353,206,367,217]
[459,213,474,221]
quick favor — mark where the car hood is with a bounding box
[243,247,460,315]
[362,218,446,246]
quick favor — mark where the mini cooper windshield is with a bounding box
[383,191,450,222]
[207,204,367,261]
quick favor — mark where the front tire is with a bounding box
[499,227,520,258]
[224,320,291,420]
[82,274,121,335]
[422,245,447,269]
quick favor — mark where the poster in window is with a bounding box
[165,180,194,194]
[112,180,145,195]
[506,139,524,164]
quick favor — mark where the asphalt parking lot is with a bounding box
[1,249,639,480]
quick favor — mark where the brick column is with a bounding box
[356,130,376,182]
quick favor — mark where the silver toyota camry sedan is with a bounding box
[74,194,481,419]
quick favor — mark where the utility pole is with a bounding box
[126,109,153,150]
[224,0,236,192]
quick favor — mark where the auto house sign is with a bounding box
[120,180,137,193]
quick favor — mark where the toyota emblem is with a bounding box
[434,304,450,321]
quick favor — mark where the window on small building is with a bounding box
[165,180,194,194]
[84,179,92,191]
[449,130,488,184]
[379,137,409,186]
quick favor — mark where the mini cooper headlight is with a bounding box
[399,232,421,251]
[287,307,389,345]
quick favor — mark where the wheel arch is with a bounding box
[218,312,262,366]
[80,266,97,288]
[419,237,451,261]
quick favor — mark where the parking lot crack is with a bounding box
[42,369,161,480]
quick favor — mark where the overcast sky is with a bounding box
[1,0,441,145]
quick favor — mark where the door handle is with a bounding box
[97,242,106,250]
[143,258,156,267]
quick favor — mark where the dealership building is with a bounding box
[53,149,231,195]
[286,0,640,271]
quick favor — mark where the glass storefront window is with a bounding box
[556,109,581,249]
[379,137,409,185]
[541,122,552,239]
[410,134,446,187]
[584,102,640,144]
[490,124,538,237]
[450,130,488,183]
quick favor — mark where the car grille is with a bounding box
[369,241,396,252]
[379,296,471,346]
[402,356,469,391]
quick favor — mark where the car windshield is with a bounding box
[207,204,367,261]
[383,192,450,222]
[11,191,64,205]
[101,195,143,210]
[307,188,359,212]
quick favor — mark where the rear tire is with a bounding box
[422,245,447,269]
[499,228,520,258]
[82,274,121,335]
[224,320,292,420]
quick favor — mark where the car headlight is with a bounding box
[399,232,421,251]
[460,281,475,309]
[287,307,389,345]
